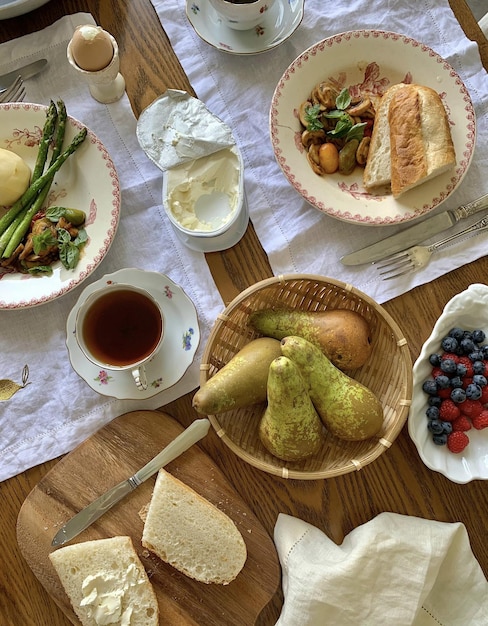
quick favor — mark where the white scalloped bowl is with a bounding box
[409,284,488,484]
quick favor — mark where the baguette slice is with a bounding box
[363,82,406,193]
[49,536,158,626]
[389,84,456,197]
[141,469,247,585]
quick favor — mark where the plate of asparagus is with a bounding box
[0,101,120,309]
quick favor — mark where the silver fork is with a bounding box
[0,76,25,104]
[376,214,488,280]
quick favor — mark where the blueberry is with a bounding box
[461,337,476,354]
[441,421,453,434]
[434,375,450,389]
[472,329,486,344]
[456,363,468,377]
[428,420,444,435]
[448,327,465,340]
[441,336,458,353]
[481,346,488,359]
[428,396,442,407]
[473,374,487,387]
[469,351,484,362]
[433,433,448,445]
[422,380,438,396]
[450,376,464,389]
[426,406,440,420]
[465,383,482,400]
[440,359,457,375]
[451,387,467,403]
[429,353,442,366]
[472,360,485,374]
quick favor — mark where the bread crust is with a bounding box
[364,83,456,197]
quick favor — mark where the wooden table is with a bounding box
[1,2,487,624]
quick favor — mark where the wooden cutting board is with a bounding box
[16,410,280,625]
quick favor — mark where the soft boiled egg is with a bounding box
[70,25,114,72]
[0,148,31,207]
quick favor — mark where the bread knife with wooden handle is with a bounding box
[340,193,488,266]
[51,418,210,547]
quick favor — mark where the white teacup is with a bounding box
[75,284,164,391]
[208,0,275,31]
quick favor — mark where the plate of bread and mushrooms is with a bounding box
[270,30,476,226]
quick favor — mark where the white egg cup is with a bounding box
[67,32,125,104]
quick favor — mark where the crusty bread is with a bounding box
[363,83,456,197]
[141,469,247,585]
[49,536,159,626]
[389,84,456,197]
[363,82,406,193]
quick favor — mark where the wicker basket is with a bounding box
[200,274,412,480]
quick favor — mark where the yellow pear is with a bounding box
[281,335,383,441]
[259,356,323,461]
[192,337,281,415]
[249,308,372,369]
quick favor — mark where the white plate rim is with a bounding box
[0,102,120,309]
[270,29,476,226]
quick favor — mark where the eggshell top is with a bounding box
[70,25,114,72]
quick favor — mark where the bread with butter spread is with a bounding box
[49,536,159,626]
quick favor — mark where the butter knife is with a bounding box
[0,59,48,91]
[51,418,211,547]
[341,193,488,266]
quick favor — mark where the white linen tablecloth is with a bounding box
[274,512,488,625]
[152,0,488,304]
[0,14,224,482]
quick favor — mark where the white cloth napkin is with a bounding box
[151,0,488,304]
[0,14,224,482]
[274,512,488,625]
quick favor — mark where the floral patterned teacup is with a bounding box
[208,0,275,30]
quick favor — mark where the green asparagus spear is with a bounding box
[0,101,67,257]
[1,127,87,259]
[31,100,58,183]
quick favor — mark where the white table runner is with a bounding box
[0,14,223,482]
[151,0,488,304]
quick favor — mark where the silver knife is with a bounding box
[341,193,488,266]
[51,418,211,547]
[0,59,48,91]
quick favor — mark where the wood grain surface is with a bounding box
[1,2,487,625]
[16,410,280,626]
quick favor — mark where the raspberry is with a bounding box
[460,399,483,418]
[447,431,469,453]
[431,366,443,379]
[441,352,459,363]
[458,356,474,377]
[438,388,452,399]
[452,415,472,432]
[439,399,461,422]
[471,410,488,430]
[480,386,488,404]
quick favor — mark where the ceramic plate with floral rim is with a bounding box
[270,30,476,226]
[185,0,304,55]
[409,284,488,484]
[66,268,200,400]
[0,103,120,309]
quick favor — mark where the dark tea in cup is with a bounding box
[81,288,162,366]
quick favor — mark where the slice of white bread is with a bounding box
[363,82,406,193]
[49,536,159,626]
[388,84,456,197]
[141,469,247,585]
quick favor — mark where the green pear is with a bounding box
[259,356,323,461]
[192,337,282,415]
[281,335,383,441]
[249,308,372,369]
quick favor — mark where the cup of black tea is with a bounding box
[208,0,275,30]
[75,284,164,390]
